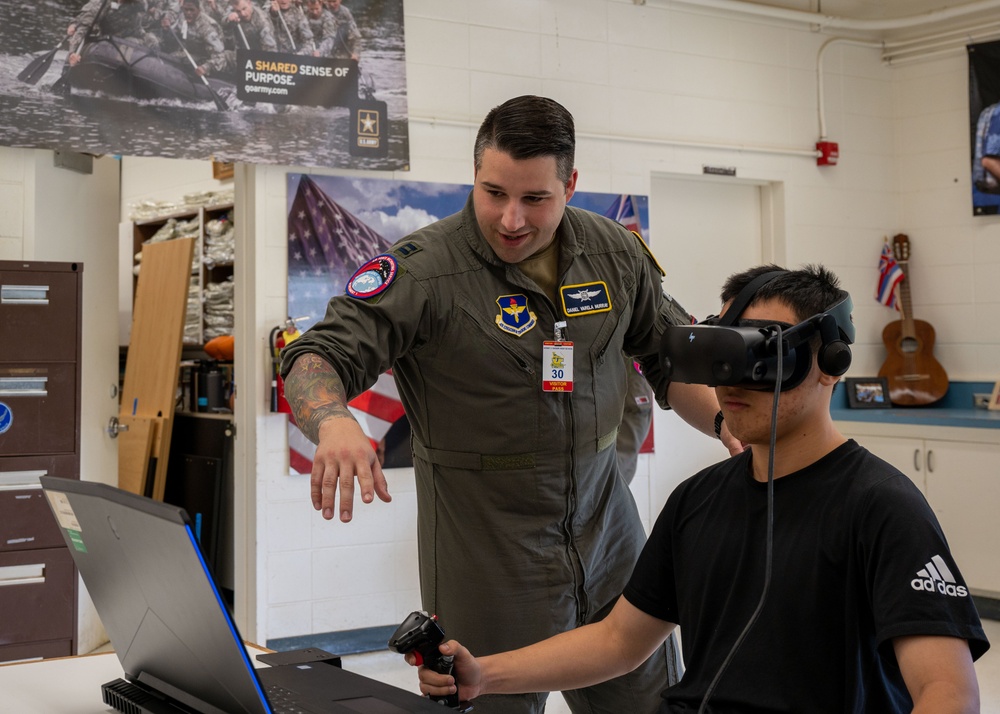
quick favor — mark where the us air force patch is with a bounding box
[346,254,398,299]
[561,281,612,317]
[496,294,537,336]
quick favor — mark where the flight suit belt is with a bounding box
[411,428,619,471]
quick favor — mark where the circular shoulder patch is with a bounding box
[346,254,398,299]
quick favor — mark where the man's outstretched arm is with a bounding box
[283,353,391,522]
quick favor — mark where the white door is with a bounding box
[647,174,773,518]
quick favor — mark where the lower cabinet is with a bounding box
[838,423,1000,596]
[0,547,76,662]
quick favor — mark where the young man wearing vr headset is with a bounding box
[407,264,989,713]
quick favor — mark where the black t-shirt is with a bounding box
[623,440,989,713]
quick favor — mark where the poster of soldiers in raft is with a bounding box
[0,0,408,169]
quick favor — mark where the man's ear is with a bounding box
[564,168,578,202]
[819,371,842,388]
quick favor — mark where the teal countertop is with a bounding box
[831,381,1000,429]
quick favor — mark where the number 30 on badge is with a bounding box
[542,341,574,392]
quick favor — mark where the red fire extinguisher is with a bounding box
[270,317,303,413]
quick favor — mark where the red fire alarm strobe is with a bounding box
[816,140,839,166]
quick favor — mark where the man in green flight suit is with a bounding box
[281,95,741,714]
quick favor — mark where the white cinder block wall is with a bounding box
[248,0,1000,643]
[10,0,996,645]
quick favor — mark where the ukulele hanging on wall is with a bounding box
[877,234,949,406]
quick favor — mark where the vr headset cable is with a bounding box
[696,325,782,714]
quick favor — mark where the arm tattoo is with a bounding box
[285,353,354,444]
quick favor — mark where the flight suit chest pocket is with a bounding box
[454,295,537,383]
[567,276,634,442]
[582,290,633,444]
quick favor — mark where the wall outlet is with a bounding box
[973,393,991,409]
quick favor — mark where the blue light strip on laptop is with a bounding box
[185,524,274,714]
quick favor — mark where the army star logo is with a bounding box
[359,109,379,135]
[496,294,537,336]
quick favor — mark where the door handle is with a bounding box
[107,416,130,438]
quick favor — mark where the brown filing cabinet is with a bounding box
[0,262,82,663]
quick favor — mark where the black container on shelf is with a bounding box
[196,360,225,413]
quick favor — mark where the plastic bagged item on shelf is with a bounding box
[128,199,186,221]
[203,276,235,341]
[183,283,201,345]
[182,189,234,208]
[135,217,201,276]
[128,189,234,221]
[203,214,235,267]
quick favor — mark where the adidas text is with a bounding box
[911,555,968,597]
[910,578,968,597]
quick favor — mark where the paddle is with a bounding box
[235,20,251,50]
[17,37,69,85]
[166,23,229,111]
[272,3,296,51]
[51,0,113,95]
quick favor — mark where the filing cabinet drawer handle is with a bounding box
[0,377,48,397]
[0,284,50,305]
[0,563,45,587]
[0,470,48,490]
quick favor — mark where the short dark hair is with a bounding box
[720,263,845,324]
[474,95,576,184]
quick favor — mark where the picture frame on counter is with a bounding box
[845,377,892,409]
[989,380,1000,411]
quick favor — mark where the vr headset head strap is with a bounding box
[717,270,789,326]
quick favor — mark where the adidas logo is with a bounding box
[910,555,969,597]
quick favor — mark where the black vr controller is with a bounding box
[388,610,471,711]
[660,271,855,391]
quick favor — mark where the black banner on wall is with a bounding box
[0,0,409,170]
[237,51,356,106]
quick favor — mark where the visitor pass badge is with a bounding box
[542,341,573,392]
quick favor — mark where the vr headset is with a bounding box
[659,270,855,391]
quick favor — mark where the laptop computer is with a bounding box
[39,476,449,714]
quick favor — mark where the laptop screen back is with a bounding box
[40,476,271,714]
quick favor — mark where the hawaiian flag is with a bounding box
[876,241,905,310]
[286,176,407,474]
[604,194,641,234]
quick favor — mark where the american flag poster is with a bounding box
[285,173,652,472]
